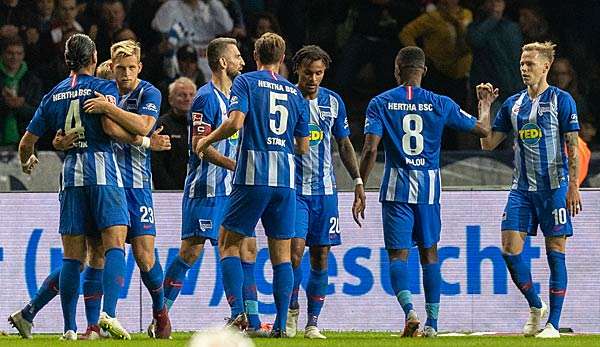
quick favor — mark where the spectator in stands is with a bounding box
[0,0,34,40]
[519,3,556,45]
[550,57,591,122]
[113,27,137,43]
[151,0,233,79]
[240,12,289,76]
[95,0,128,61]
[399,0,472,107]
[38,27,81,91]
[0,38,42,148]
[467,0,522,107]
[334,0,418,98]
[222,0,246,39]
[26,0,56,67]
[158,45,205,113]
[152,77,196,190]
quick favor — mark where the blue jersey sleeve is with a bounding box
[96,80,120,105]
[228,75,249,115]
[557,91,580,134]
[294,98,309,137]
[26,94,51,137]
[332,93,350,139]
[443,97,477,132]
[492,98,513,133]
[139,87,162,119]
[364,98,383,136]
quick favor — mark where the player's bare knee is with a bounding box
[268,238,291,265]
[179,239,205,265]
[101,225,127,250]
[387,249,409,262]
[545,236,566,253]
[240,237,258,263]
[418,245,438,265]
[219,229,244,258]
[88,247,105,269]
[290,238,305,268]
[501,230,525,255]
[61,235,87,263]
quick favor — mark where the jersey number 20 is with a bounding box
[402,114,424,156]
[269,91,289,135]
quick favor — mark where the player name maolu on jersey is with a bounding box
[51,88,93,102]
[257,80,298,95]
[387,102,433,112]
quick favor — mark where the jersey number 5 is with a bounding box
[402,113,424,156]
[269,91,289,135]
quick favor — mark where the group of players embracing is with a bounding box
[8,29,581,341]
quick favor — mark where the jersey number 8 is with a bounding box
[269,91,289,135]
[402,114,424,156]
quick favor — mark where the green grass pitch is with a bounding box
[1,332,600,346]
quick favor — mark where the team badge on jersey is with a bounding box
[519,123,543,145]
[308,123,324,146]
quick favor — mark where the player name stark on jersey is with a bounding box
[492,86,580,192]
[185,81,237,199]
[364,85,477,204]
[295,87,350,196]
[26,74,123,188]
[229,70,309,188]
[112,80,162,189]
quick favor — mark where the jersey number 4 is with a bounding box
[269,91,289,135]
[64,99,87,148]
[402,114,424,156]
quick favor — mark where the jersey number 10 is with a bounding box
[402,113,424,156]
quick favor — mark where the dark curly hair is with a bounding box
[291,45,331,73]
[64,33,96,72]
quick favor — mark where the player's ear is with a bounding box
[279,53,285,66]
[219,57,227,70]
[253,50,259,65]
[138,61,143,74]
[423,65,428,77]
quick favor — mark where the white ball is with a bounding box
[187,328,255,347]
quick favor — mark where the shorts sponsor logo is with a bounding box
[518,123,543,146]
[199,219,212,231]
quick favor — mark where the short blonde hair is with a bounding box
[522,41,556,63]
[168,77,197,97]
[110,39,141,62]
[96,59,113,79]
[254,32,285,65]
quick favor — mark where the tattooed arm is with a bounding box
[565,131,582,216]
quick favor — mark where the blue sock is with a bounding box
[547,251,567,330]
[82,267,103,326]
[102,248,126,317]
[221,256,244,317]
[306,268,327,327]
[59,259,81,332]
[272,262,293,332]
[242,261,261,330]
[503,253,542,308]
[290,264,303,310]
[141,260,165,312]
[163,255,191,310]
[390,258,413,316]
[21,268,61,323]
[422,263,441,331]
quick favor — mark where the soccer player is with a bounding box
[354,46,491,337]
[478,41,581,339]
[285,45,365,339]
[83,39,172,339]
[196,32,309,337]
[160,37,271,336]
[15,33,129,340]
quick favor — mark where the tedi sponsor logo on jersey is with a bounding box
[228,131,239,145]
[309,123,324,146]
[519,122,543,145]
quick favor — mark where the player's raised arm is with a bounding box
[477,83,507,150]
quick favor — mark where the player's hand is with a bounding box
[352,183,366,227]
[21,154,39,175]
[150,126,172,151]
[567,182,582,217]
[83,92,110,114]
[476,83,499,104]
[52,129,78,151]
[194,136,211,158]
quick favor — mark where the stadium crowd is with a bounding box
[0,0,598,179]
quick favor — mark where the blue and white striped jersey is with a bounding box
[228,70,309,188]
[493,86,579,191]
[295,87,350,195]
[26,74,122,188]
[364,85,477,204]
[184,81,237,198]
[112,80,161,189]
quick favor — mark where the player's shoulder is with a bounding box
[192,82,212,107]
[503,89,528,106]
[318,86,343,102]
[139,79,161,96]
[547,85,574,102]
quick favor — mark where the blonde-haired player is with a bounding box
[478,41,581,338]
[84,39,172,339]
[96,60,114,80]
